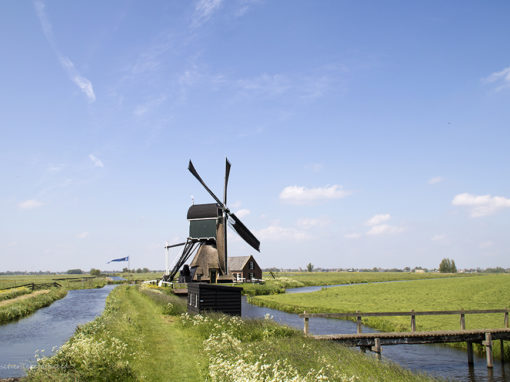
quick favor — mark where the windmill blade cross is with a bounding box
[188,160,224,207]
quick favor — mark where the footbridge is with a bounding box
[300,309,510,368]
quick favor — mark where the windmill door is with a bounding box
[210,269,217,283]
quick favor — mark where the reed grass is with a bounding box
[0,288,68,324]
[0,286,31,302]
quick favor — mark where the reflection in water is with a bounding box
[0,285,115,378]
[242,286,510,382]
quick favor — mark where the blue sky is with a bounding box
[1,0,510,271]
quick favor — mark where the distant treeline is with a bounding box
[263,267,510,273]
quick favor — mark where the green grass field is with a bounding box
[236,271,473,296]
[250,274,510,357]
[27,285,439,381]
[0,274,108,290]
[268,271,472,286]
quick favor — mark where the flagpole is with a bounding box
[165,241,169,276]
[128,256,130,271]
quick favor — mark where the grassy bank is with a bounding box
[0,288,68,324]
[250,274,510,358]
[0,286,31,302]
[27,285,439,381]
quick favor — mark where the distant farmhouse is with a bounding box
[228,255,262,282]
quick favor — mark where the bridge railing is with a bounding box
[299,309,510,335]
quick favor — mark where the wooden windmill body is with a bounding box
[164,159,260,283]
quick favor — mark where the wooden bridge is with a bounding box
[300,309,510,368]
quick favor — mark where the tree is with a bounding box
[439,258,457,273]
[67,269,83,274]
[306,263,314,272]
[90,268,101,276]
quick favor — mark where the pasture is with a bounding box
[270,271,472,286]
[250,274,510,357]
[0,274,107,290]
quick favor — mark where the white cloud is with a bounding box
[59,57,96,102]
[192,0,223,28]
[344,233,362,239]
[34,2,95,102]
[364,214,404,236]
[89,154,104,168]
[452,193,510,217]
[72,75,96,102]
[366,214,391,226]
[296,217,330,229]
[19,199,44,210]
[367,224,405,236]
[257,225,312,241]
[431,234,446,241]
[279,185,350,204]
[428,176,444,185]
[77,232,89,239]
[235,209,250,218]
[483,66,510,91]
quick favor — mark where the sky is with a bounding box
[1,0,510,272]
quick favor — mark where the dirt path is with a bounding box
[0,290,49,307]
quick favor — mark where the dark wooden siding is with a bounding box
[242,257,262,280]
[187,283,241,316]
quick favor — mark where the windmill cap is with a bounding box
[187,203,223,220]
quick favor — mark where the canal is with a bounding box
[242,284,510,382]
[0,285,115,379]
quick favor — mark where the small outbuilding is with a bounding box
[228,255,262,282]
[187,283,241,315]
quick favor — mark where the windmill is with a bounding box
[163,158,260,283]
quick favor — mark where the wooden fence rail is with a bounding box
[300,309,510,334]
[299,309,510,368]
[1,282,62,291]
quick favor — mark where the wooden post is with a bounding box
[357,314,362,334]
[505,311,509,328]
[411,310,416,332]
[500,340,505,362]
[304,312,309,336]
[372,338,382,360]
[484,332,493,368]
[460,313,466,330]
[466,342,474,365]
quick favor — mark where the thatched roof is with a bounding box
[228,256,252,271]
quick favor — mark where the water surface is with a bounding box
[0,285,115,378]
